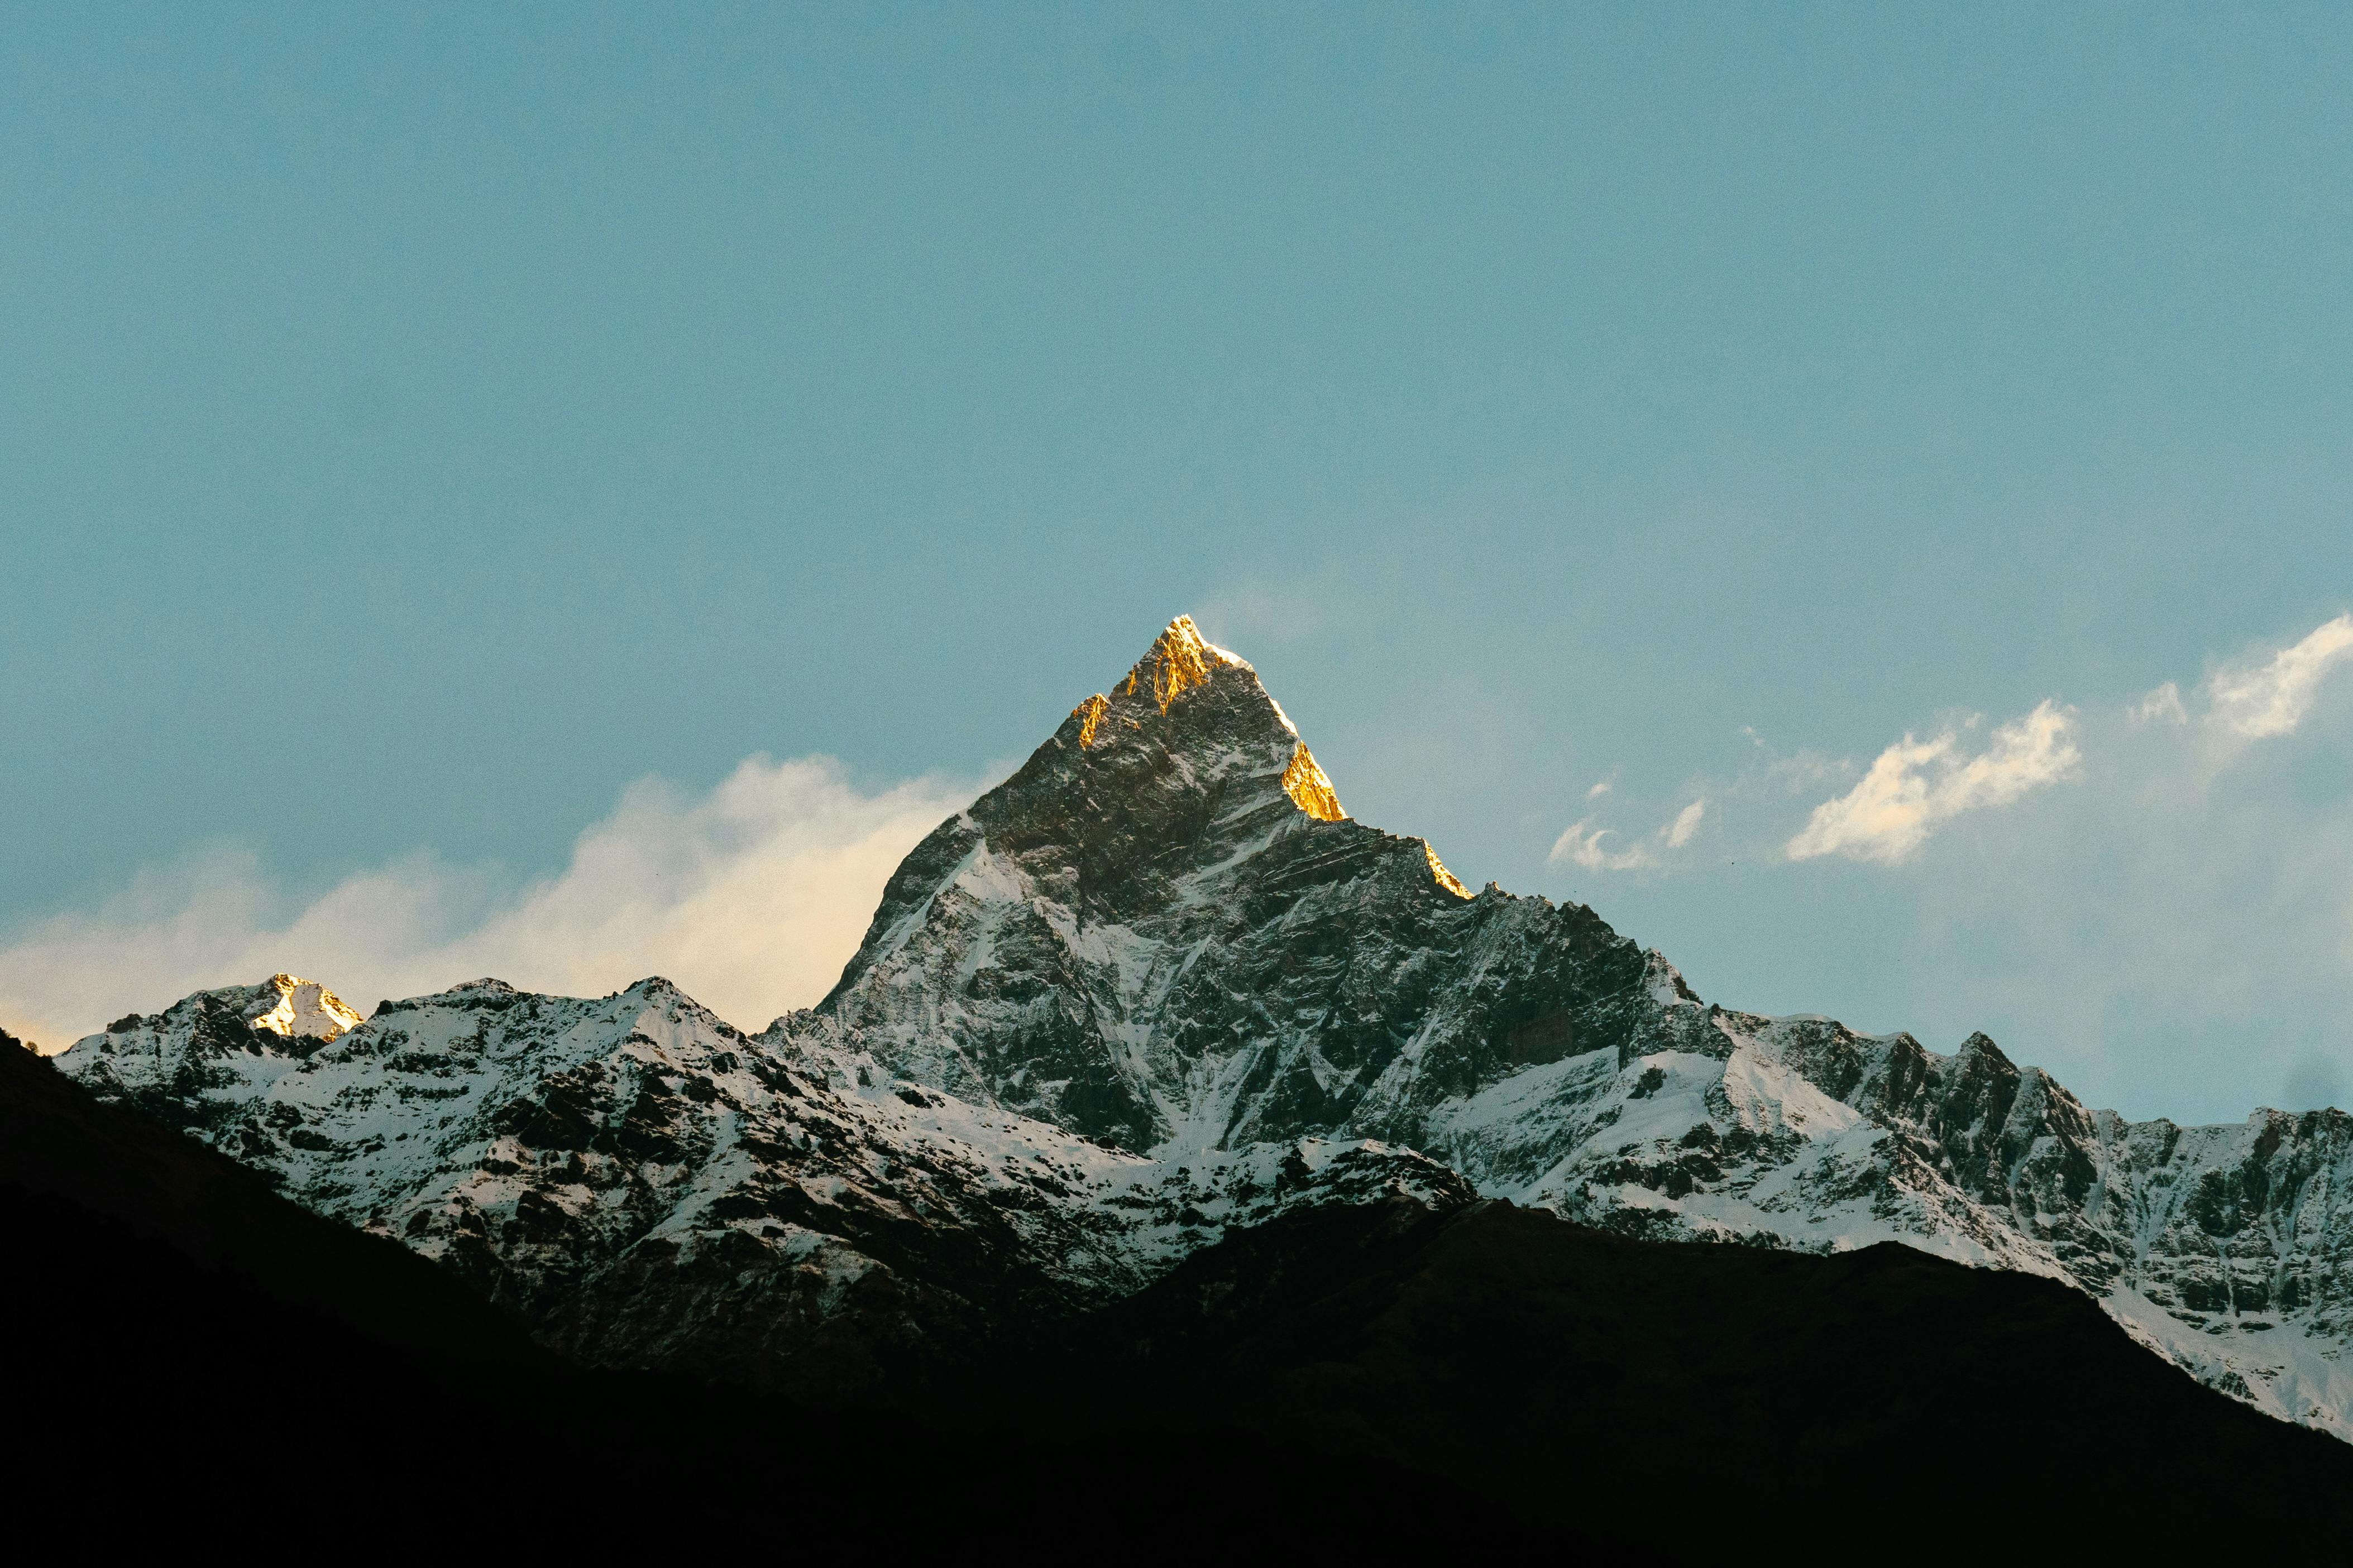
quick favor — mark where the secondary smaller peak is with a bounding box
[248,975,364,1042]
[1281,742,1346,821]
[1424,843,1472,900]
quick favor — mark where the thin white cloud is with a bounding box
[0,756,975,1050]
[1766,750,1850,793]
[1859,689,2353,1122]
[2205,614,2353,739]
[1550,797,1707,872]
[1586,779,1613,799]
[1539,614,2353,1120]
[1549,819,1653,872]
[2130,681,2188,726]
[1785,701,2080,865]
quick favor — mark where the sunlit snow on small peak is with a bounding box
[1424,843,1472,900]
[247,974,364,1041]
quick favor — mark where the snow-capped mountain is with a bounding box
[770,616,2353,1437]
[59,967,1462,1398]
[56,616,2353,1435]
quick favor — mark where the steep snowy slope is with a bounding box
[59,970,1464,1397]
[779,616,2353,1437]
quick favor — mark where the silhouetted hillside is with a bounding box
[1036,1195,2353,1542]
[0,1033,1480,1548]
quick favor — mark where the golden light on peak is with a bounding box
[1281,742,1345,822]
[1073,693,1109,747]
[1425,843,1472,900]
[252,974,365,1040]
[1123,614,1222,713]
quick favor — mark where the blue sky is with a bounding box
[6,4,2353,1123]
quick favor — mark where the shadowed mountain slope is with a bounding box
[17,1025,2350,1550]
[1045,1197,2353,1540]
[46,977,1463,1402]
[1,1029,1485,1548]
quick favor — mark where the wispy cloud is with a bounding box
[2205,613,2353,740]
[1545,613,2353,1120]
[1550,797,1708,872]
[1549,820,1654,871]
[2130,682,2188,725]
[1867,688,2353,1121]
[1785,701,2080,864]
[0,756,977,1049]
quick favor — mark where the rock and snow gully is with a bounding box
[58,615,2353,1435]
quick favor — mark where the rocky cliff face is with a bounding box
[54,616,2353,1436]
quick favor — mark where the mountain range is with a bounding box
[37,615,2353,1535]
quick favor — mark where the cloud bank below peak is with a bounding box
[0,756,980,1051]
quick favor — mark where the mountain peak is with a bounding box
[1061,616,1347,828]
[801,614,1549,1149]
[1122,614,1245,713]
[250,975,364,1042]
[1070,615,1258,749]
[1423,843,1472,899]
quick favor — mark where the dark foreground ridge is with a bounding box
[11,1030,2350,1551]
[1038,1196,2353,1537]
[0,1031,1476,1548]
